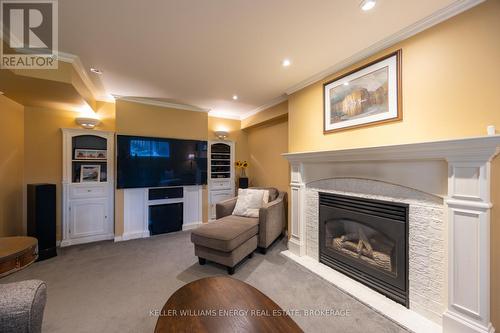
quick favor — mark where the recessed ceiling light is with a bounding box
[232,95,238,100]
[282,59,291,67]
[90,67,103,75]
[343,82,349,86]
[360,0,376,11]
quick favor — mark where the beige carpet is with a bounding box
[0,231,408,333]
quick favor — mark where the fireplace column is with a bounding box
[289,162,306,256]
[443,158,495,333]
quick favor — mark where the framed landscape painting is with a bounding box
[324,50,402,133]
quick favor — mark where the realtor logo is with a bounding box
[1,0,58,69]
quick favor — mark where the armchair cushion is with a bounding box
[191,215,258,252]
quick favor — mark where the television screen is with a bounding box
[117,135,207,189]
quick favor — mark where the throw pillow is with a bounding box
[232,189,266,218]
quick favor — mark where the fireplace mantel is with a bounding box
[283,135,500,333]
[283,135,500,164]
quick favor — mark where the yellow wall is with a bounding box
[0,96,24,236]
[114,100,210,235]
[288,0,500,153]
[23,103,115,240]
[245,117,289,193]
[115,100,208,139]
[244,103,290,230]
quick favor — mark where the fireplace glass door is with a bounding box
[319,192,409,306]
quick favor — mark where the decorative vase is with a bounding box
[240,168,246,177]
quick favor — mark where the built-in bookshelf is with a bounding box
[208,141,235,219]
[61,129,115,247]
[210,143,231,179]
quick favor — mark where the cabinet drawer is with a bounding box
[70,185,107,199]
[211,180,231,189]
[210,190,234,204]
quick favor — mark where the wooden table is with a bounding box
[0,237,38,278]
[155,277,303,333]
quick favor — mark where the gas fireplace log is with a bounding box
[332,238,393,272]
[357,227,374,257]
[340,233,358,242]
[336,239,372,257]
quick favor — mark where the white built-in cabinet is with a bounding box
[208,140,235,219]
[61,129,115,247]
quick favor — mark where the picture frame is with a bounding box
[74,149,107,160]
[80,165,101,183]
[323,50,402,133]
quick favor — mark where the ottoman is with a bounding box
[191,215,258,274]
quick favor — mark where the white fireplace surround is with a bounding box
[282,136,500,333]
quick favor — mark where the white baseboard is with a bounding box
[182,222,202,231]
[60,234,114,247]
[115,230,150,242]
[115,223,201,243]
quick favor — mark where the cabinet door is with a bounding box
[69,199,108,239]
[209,190,234,219]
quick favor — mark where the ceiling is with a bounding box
[57,0,476,118]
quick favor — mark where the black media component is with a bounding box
[117,135,208,189]
[148,203,183,235]
[148,187,183,201]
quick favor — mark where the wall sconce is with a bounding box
[75,116,100,129]
[76,104,100,129]
[214,130,229,140]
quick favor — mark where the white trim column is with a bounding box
[288,162,306,256]
[443,159,495,333]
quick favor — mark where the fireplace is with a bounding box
[319,192,409,307]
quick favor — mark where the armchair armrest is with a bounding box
[0,280,47,333]
[216,197,237,219]
[258,191,287,249]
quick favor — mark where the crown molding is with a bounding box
[208,111,242,120]
[240,94,288,120]
[284,0,485,95]
[57,51,115,103]
[113,96,210,113]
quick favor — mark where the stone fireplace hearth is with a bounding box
[282,136,500,333]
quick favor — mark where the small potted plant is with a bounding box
[235,160,249,188]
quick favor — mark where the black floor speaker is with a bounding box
[27,184,57,261]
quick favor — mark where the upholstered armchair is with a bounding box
[216,187,287,253]
[0,280,47,333]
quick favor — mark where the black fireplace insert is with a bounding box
[319,192,409,307]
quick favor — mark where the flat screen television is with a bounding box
[117,135,207,189]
